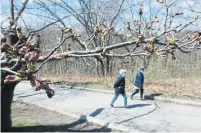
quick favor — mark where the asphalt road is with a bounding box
[14,82,201,132]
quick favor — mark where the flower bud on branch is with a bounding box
[4,75,22,84]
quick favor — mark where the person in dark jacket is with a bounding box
[110,69,127,108]
[131,67,144,100]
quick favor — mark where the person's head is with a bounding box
[139,67,144,73]
[119,69,126,77]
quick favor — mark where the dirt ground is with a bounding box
[11,101,118,132]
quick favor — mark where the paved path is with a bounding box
[14,82,201,132]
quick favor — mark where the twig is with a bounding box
[26,12,95,37]
[177,20,198,33]
[15,0,30,21]
[11,56,22,70]
[34,57,52,73]
[156,24,182,38]
[0,68,20,75]
[43,35,72,61]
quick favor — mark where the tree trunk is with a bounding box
[99,59,105,76]
[95,56,105,76]
[1,71,19,132]
[105,56,110,76]
[1,24,21,132]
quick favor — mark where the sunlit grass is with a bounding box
[39,72,201,96]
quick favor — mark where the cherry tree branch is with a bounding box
[0,68,20,75]
[11,56,22,70]
[10,0,14,21]
[43,34,73,61]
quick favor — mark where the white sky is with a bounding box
[0,0,201,32]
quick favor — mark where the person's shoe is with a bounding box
[140,98,144,101]
[124,106,128,108]
[110,104,114,107]
[131,96,133,100]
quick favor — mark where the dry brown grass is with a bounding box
[39,73,115,89]
[39,73,201,97]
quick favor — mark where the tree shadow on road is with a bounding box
[117,103,159,124]
[17,92,45,98]
[114,104,151,109]
[127,104,151,109]
[89,108,104,117]
[144,93,163,100]
[14,92,26,96]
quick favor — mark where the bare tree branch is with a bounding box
[43,34,73,61]
[0,68,20,75]
[15,0,30,21]
[10,0,14,21]
[26,12,93,37]
[110,0,125,27]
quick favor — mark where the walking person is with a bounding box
[110,69,127,108]
[131,67,144,100]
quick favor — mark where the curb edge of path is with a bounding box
[63,85,201,107]
[13,99,140,132]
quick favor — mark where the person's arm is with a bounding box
[142,73,144,85]
[140,72,144,88]
[114,76,122,88]
[138,72,142,88]
[123,78,125,88]
[133,72,138,86]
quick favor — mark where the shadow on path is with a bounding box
[114,104,151,109]
[117,103,159,124]
[144,93,163,100]
[89,108,104,117]
[17,92,45,98]
[127,104,151,109]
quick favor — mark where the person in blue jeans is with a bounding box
[131,67,144,100]
[110,69,127,108]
